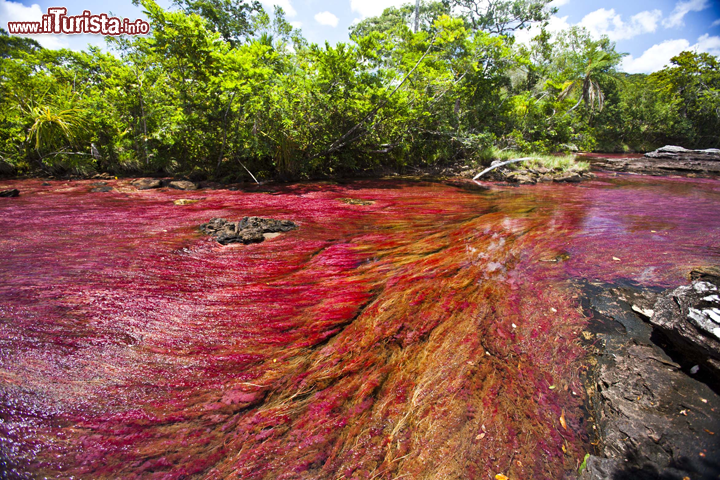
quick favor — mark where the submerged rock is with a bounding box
[200,217,298,245]
[131,178,162,190]
[0,189,19,197]
[339,198,375,205]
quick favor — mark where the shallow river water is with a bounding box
[1,174,719,479]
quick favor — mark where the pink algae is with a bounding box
[0,173,718,479]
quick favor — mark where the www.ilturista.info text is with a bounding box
[6,8,150,35]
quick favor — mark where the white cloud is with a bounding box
[621,39,689,73]
[289,21,302,29]
[0,0,70,49]
[695,33,720,56]
[550,0,571,6]
[514,14,570,45]
[621,34,720,73]
[662,0,709,28]
[711,18,720,27]
[260,0,297,17]
[578,8,662,41]
[314,11,339,27]
[349,0,407,19]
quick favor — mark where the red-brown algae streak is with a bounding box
[0,175,718,479]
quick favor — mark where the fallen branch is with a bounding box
[239,160,260,184]
[472,157,532,180]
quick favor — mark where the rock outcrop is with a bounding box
[488,167,594,185]
[589,145,720,177]
[0,189,19,197]
[580,278,720,480]
[200,217,298,245]
[131,178,162,190]
[650,269,720,379]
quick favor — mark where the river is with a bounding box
[1,173,719,479]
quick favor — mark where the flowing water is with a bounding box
[1,174,719,479]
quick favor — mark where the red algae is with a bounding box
[0,174,719,479]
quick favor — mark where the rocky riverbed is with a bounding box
[587,145,720,177]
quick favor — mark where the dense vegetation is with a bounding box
[1,0,718,181]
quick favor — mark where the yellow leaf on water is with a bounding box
[560,409,567,430]
[613,257,621,261]
[495,475,509,480]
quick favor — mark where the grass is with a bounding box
[475,147,590,174]
[522,155,590,173]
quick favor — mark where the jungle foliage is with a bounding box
[0,0,718,180]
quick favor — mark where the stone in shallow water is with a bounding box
[169,180,198,191]
[131,178,162,190]
[0,189,19,197]
[200,217,298,245]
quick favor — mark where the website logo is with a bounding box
[6,7,150,35]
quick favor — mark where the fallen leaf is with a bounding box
[495,475,509,480]
[476,433,486,440]
[560,409,567,429]
[705,429,715,435]
[549,385,556,390]
[613,257,621,261]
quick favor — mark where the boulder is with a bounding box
[200,217,298,245]
[649,270,720,377]
[169,180,198,191]
[0,189,19,197]
[131,178,162,190]
[91,186,113,193]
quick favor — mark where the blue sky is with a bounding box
[2,0,719,73]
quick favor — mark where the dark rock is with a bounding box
[0,189,19,197]
[169,180,198,191]
[131,178,162,190]
[200,217,298,245]
[42,182,51,186]
[649,273,720,378]
[580,281,720,480]
[91,186,113,193]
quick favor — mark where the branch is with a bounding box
[472,157,532,180]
